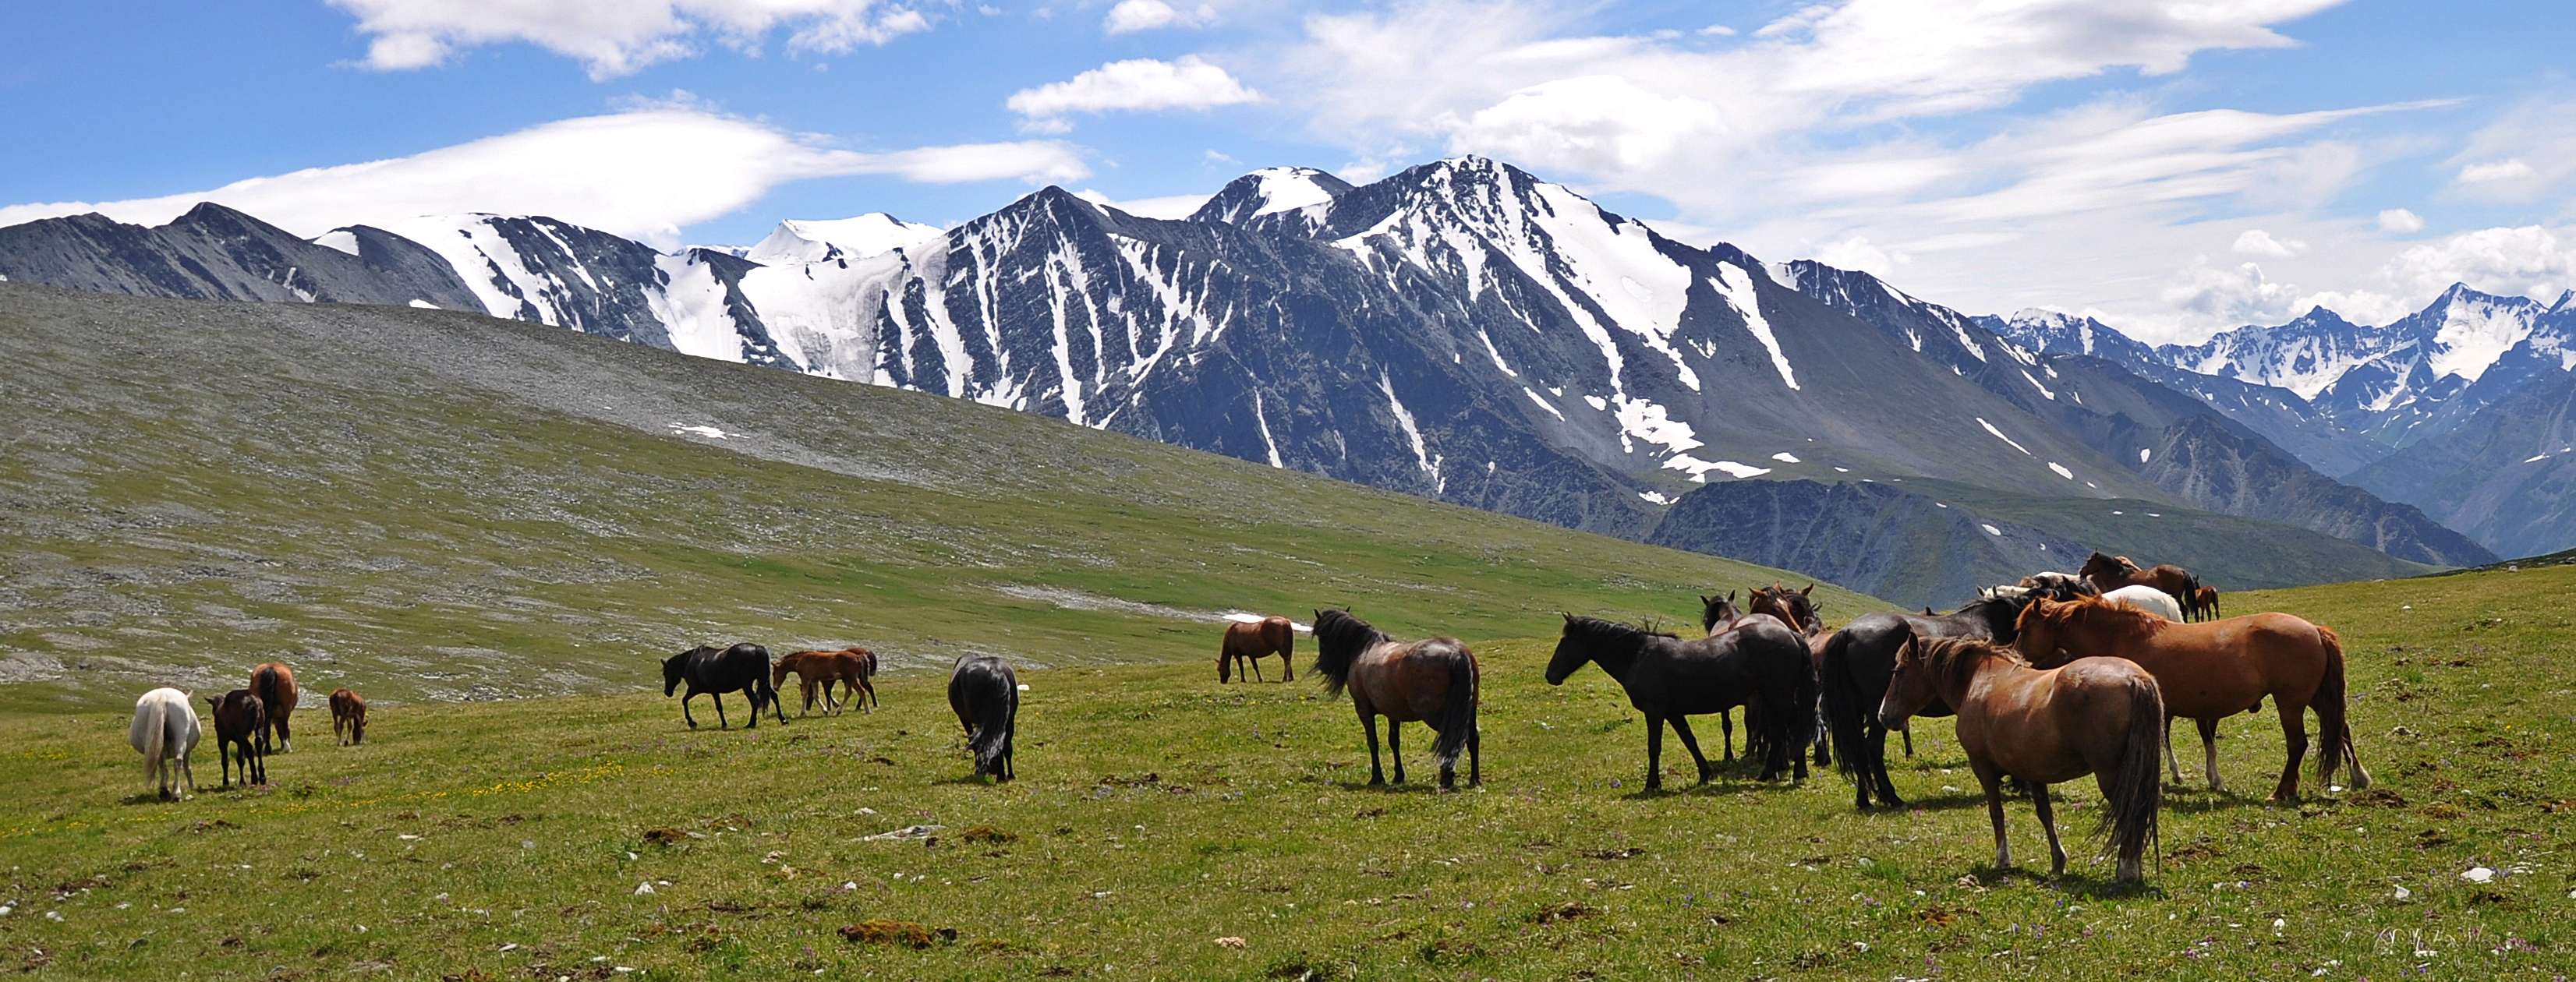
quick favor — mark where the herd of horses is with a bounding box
[122,550,2353,883]
[128,661,368,800]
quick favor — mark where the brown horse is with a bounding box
[1311,609,1480,789]
[1219,616,1297,683]
[774,648,878,715]
[2079,553,2194,611]
[1750,585,1837,767]
[329,688,367,746]
[249,662,299,754]
[1877,635,2164,881]
[207,689,267,789]
[2191,585,2222,622]
[1700,590,1803,764]
[2015,596,2366,801]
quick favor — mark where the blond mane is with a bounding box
[2019,594,2167,638]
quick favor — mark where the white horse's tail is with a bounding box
[135,698,168,784]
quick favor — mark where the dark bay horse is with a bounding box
[663,644,786,729]
[1219,616,1297,683]
[329,688,366,746]
[2015,597,2365,802]
[1878,635,2164,881]
[1698,591,1790,763]
[1311,609,1480,789]
[2079,553,2196,611]
[1550,614,1813,787]
[1820,594,2033,809]
[776,648,878,715]
[207,689,267,788]
[1750,585,1835,768]
[2191,585,2222,622]
[947,655,1019,782]
[250,662,299,753]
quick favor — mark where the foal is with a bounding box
[207,690,268,789]
[330,688,368,746]
[775,648,877,715]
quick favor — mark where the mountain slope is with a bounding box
[0,281,1890,709]
[0,203,480,309]
[2345,368,2576,557]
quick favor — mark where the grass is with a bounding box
[2,561,2570,979]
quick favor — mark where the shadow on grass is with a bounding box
[1968,864,2168,899]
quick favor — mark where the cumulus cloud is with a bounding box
[0,108,1087,247]
[1007,55,1260,129]
[1103,0,1212,34]
[326,0,932,79]
[1813,234,1903,276]
[2383,224,2576,302]
[2377,207,2424,233]
[2231,228,2307,257]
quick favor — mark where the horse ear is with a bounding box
[1802,584,1814,595]
[1726,589,1737,602]
[1562,611,1573,623]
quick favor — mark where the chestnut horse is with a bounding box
[207,689,267,788]
[1218,616,1296,683]
[2191,585,2222,622]
[250,662,299,753]
[2079,553,2195,612]
[1878,635,2163,881]
[1821,594,2034,809]
[775,648,878,715]
[1311,609,1480,789]
[330,688,367,746]
[2014,596,2365,801]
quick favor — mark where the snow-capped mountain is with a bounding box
[1189,167,1353,227]
[1983,309,2162,368]
[0,203,479,310]
[740,214,943,266]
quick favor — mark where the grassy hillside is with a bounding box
[1913,479,2436,586]
[0,563,2568,978]
[0,284,1884,713]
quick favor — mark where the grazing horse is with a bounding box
[1548,614,1813,787]
[1311,609,1481,789]
[207,689,267,789]
[775,648,878,715]
[663,644,786,729]
[2015,597,2366,802]
[2079,553,2195,611]
[249,662,299,754]
[1218,616,1297,683]
[2192,585,2222,622]
[1877,635,2163,881]
[1750,585,1835,768]
[1820,594,2034,809]
[947,655,1019,782]
[129,688,200,801]
[329,688,367,746]
[1699,591,1792,762]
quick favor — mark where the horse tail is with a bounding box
[2100,669,2165,874]
[138,698,167,782]
[1428,648,1478,772]
[1788,637,1820,768]
[1818,630,1863,782]
[968,685,1012,777]
[2312,625,2363,789]
[1216,635,1232,684]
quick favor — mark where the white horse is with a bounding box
[129,687,201,801]
[2101,584,2183,623]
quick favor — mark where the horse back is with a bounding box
[1353,638,1475,722]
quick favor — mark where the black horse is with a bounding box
[207,689,267,789]
[663,644,786,729]
[1819,595,2033,809]
[947,655,1020,782]
[1547,614,1814,787]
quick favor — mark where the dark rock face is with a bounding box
[0,204,479,309]
[1646,479,2086,608]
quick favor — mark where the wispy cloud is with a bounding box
[1007,55,1260,131]
[325,0,933,79]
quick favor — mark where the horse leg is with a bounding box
[1249,655,1265,683]
[681,692,698,729]
[1813,705,1831,768]
[713,692,729,730]
[218,742,232,789]
[862,676,878,712]
[2270,700,2309,803]
[2029,782,2066,877]
[2196,716,2224,793]
[1387,721,1406,784]
[1468,724,1481,787]
[1718,709,1735,764]
[1668,715,1713,784]
[1644,713,1665,791]
[1973,760,2010,871]
[1360,708,1385,786]
[2162,715,2184,786]
[1901,723,1915,758]
[1867,721,1904,807]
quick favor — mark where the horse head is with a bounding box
[1545,613,1591,685]
[1877,626,1937,727]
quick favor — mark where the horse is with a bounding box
[2014,596,2366,802]
[129,688,200,801]
[1218,616,1297,683]
[2101,585,2183,623]
[2079,553,2195,611]
[207,689,267,789]
[1698,591,1794,762]
[663,644,787,729]
[1877,635,2164,881]
[1750,585,1835,768]
[1311,609,1481,789]
[329,688,367,746]
[947,655,1019,782]
[249,662,299,753]
[775,648,878,715]
[1549,614,1813,787]
[1819,594,2034,809]
[2191,585,2222,622]
[2015,571,2099,599]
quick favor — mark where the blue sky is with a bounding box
[6,1,2574,342]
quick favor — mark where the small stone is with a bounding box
[635,882,656,895]
[2462,867,2496,884]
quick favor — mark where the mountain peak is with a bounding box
[2552,289,2574,313]
[744,213,941,265]
[1190,166,1353,224]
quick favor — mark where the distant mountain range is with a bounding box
[6,155,2556,602]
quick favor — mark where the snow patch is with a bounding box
[1975,417,2033,456]
[669,424,733,440]
[406,299,440,309]
[1661,455,1771,482]
[1639,491,1672,505]
[1379,372,1443,493]
[2047,462,2073,480]
[2139,447,2152,463]
[312,229,360,256]
[1980,524,2002,536]
[1713,263,1799,390]
[1771,452,1799,463]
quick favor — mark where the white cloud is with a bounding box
[1697,24,1737,37]
[2383,224,2576,303]
[1006,55,1260,129]
[0,108,1087,248]
[1103,0,1212,34]
[2377,207,2424,233]
[2458,159,2535,185]
[326,0,932,79]
[2161,257,2302,323]
[1445,76,1726,175]
[2231,228,2306,257]
[1202,149,1237,164]
[1813,235,1902,276]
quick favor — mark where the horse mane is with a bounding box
[1912,636,2026,692]
[2019,594,2163,638]
[1563,615,1675,648]
[1309,609,1387,697]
